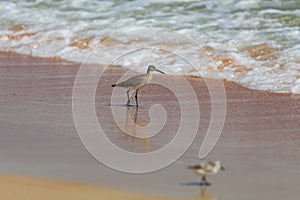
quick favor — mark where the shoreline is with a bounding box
[0,51,300,199]
[1,50,298,96]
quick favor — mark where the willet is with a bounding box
[188,161,225,186]
[111,65,165,107]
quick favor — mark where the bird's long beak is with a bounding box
[156,69,165,74]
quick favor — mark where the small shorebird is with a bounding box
[188,161,225,186]
[111,65,165,107]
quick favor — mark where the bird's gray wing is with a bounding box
[117,75,147,87]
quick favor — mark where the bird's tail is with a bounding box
[111,84,116,87]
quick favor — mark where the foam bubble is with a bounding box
[0,0,299,94]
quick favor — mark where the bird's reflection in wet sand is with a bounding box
[189,187,217,200]
[124,106,150,152]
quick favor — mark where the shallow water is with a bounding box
[0,0,299,93]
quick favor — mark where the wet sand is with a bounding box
[0,51,300,199]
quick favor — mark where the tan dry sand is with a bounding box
[0,173,177,200]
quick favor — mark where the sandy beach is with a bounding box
[0,51,300,200]
[0,173,177,200]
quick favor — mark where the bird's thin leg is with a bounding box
[199,176,206,186]
[126,90,130,106]
[135,89,139,107]
[201,176,210,186]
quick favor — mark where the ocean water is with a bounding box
[0,0,299,93]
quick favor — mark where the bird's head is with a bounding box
[215,161,225,171]
[147,65,165,74]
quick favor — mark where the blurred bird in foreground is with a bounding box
[188,161,225,186]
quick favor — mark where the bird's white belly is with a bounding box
[194,169,216,177]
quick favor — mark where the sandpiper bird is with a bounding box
[188,161,225,186]
[111,65,165,107]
